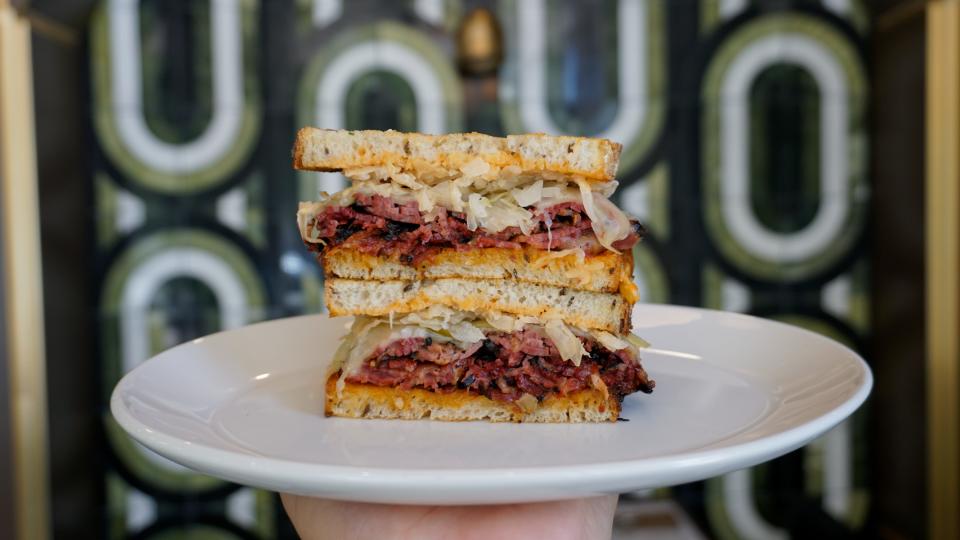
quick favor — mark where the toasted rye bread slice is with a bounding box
[320,245,638,299]
[292,128,622,182]
[325,375,620,423]
[324,278,632,334]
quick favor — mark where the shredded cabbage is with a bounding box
[447,321,486,343]
[415,188,435,213]
[296,202,319,241]
[482,199,532,234]
[594,195,633,242]
[484,312,523,332]
[430,181,464,212]
[511,180,543,207]
[626,333,651,350]
[544,319,588,366]
[541,185,564,199]
[591,331,631,351]
[574,177,632,253]
[460,157,491,177]
[300,166,629,252]
[391,172,420,190]
[466,193,489,231]
[482,311,539,332]
[334,318,394,396]
[335,310,642,392]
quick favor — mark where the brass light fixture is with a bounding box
[456,7,503,77]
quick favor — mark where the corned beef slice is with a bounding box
[345,329,654,405]
[304,194,644,262]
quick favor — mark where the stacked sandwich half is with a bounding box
[295,128,654,422]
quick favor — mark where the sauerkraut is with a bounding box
[296,164,634,251]
[574,177,633,253]
[330,308,645,393]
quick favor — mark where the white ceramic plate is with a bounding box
[111,305,871,505]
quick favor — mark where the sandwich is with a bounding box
[294,128,654,422]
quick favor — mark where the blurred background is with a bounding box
[0,0,952,538]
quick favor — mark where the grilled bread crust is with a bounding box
[293,127,622,182]
[324,277,633,334]
[325,376,621,423]
[319,245,637,298]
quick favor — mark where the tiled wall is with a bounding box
[89,1,871,538]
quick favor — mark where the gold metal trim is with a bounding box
[0,2,51,539]
[927,1,960,539]
[876,0,927,33]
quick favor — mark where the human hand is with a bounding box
[280,493,619,540]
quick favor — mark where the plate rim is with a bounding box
[110,305,873,499]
